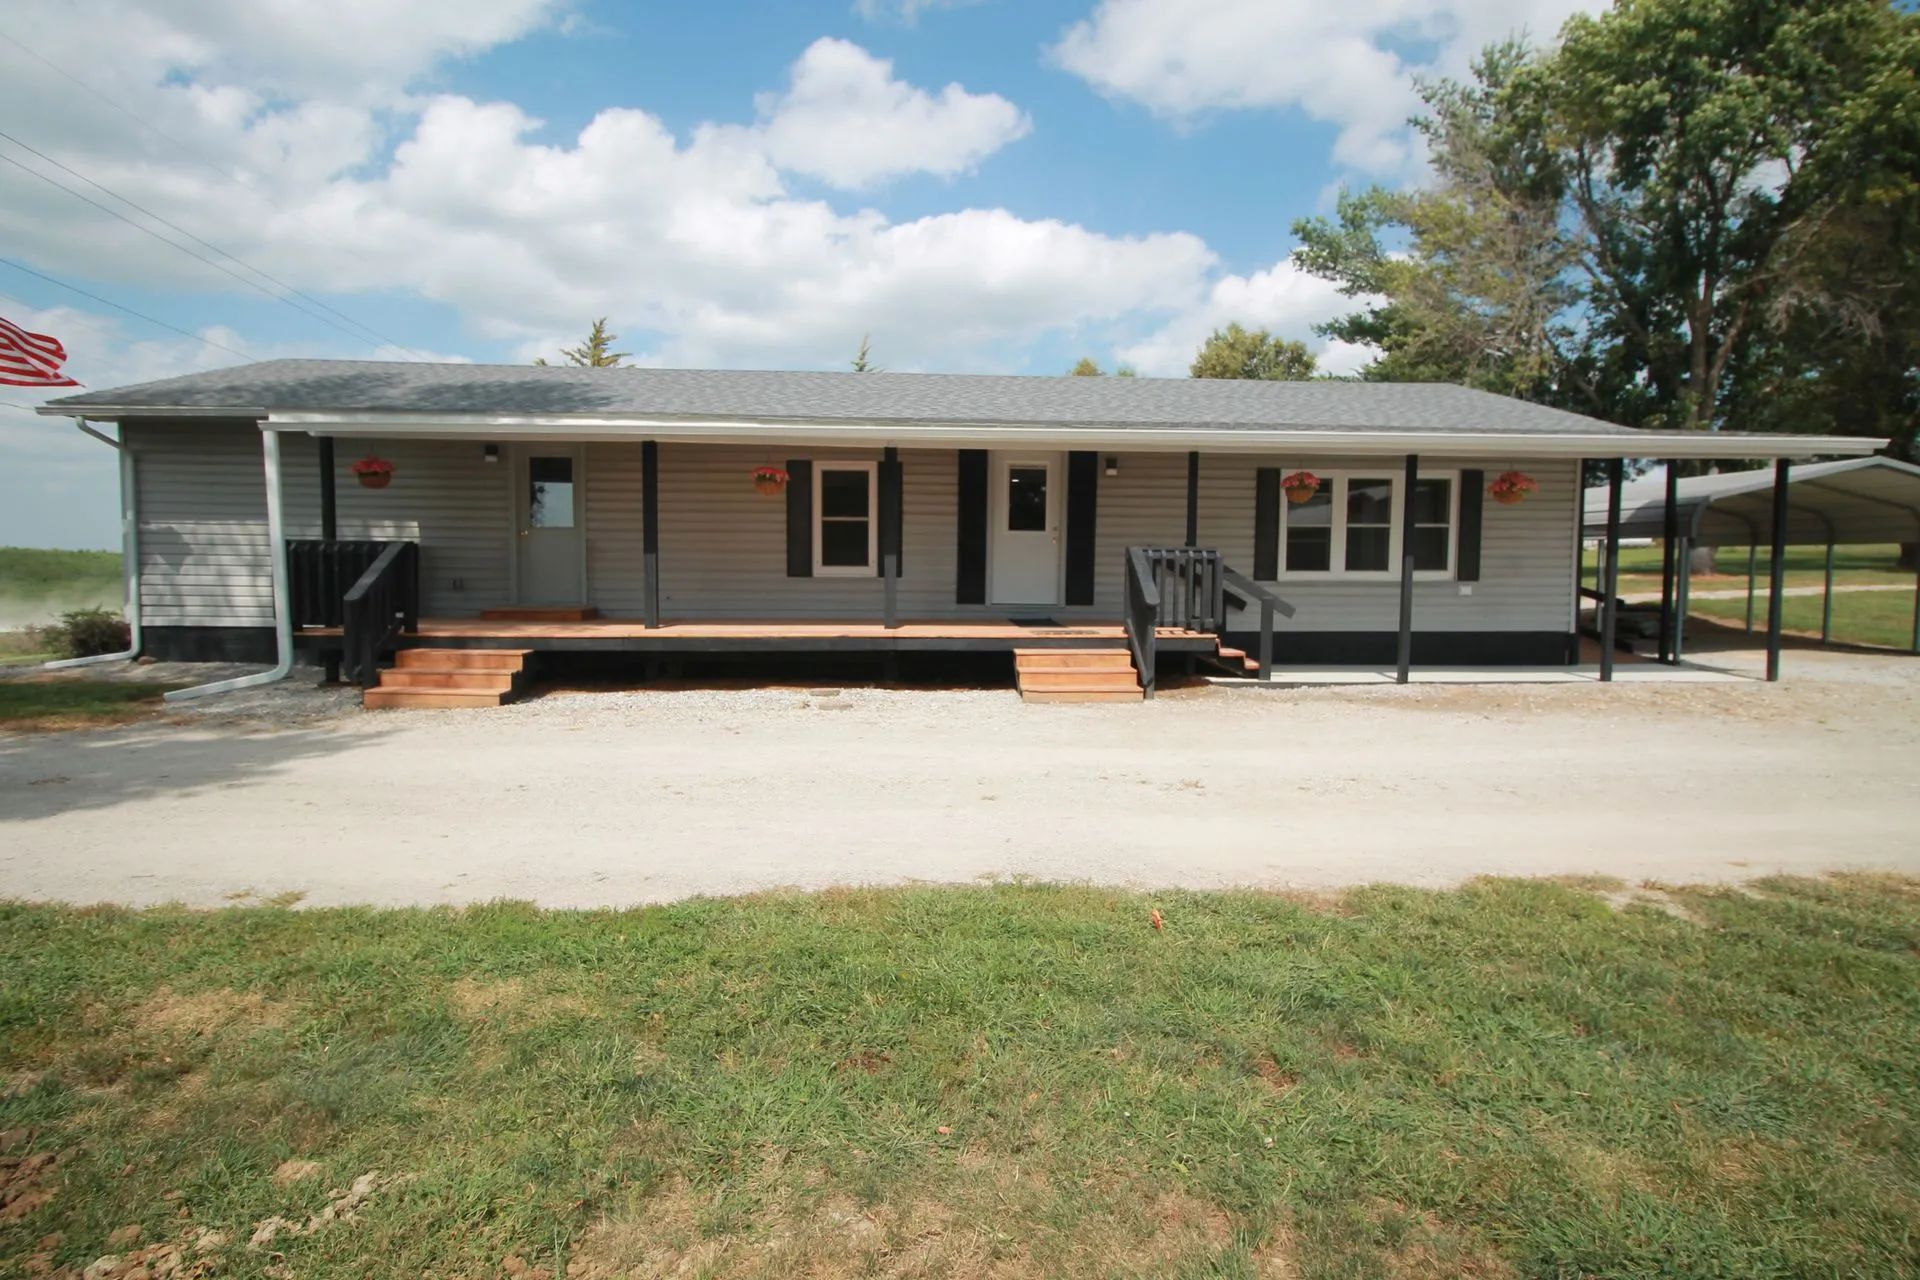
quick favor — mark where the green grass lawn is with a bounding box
[3,878,1917,1278]
[0,547,122,601]
[1583,541,1911,597]
[1690,588,1918,650]
[0,679,180,728]
[0,630,54,668]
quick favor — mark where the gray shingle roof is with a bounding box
[44,357,1640,436]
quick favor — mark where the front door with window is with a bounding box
[515,447,583,603]
[988,452,1061,606]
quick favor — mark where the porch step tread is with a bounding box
[393,648,531,670]
[1012,649,1136,672]
[1021,689,1146,704]
[1018,670,1142,690]
[364,688,513,709]
[376,670,518,691]
[478,606,599,622]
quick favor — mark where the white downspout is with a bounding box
[164,427,295,701]
[46,420,143,668]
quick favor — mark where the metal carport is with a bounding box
[1583,456,1920,676]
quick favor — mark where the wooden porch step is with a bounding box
[1014,646,1143,703]
[367,648,530,709]
[1214,645,1261,675]
[393,648,532,670]
[1012,648,1136,672]
[479,606,599,622]
[364,687,514,710]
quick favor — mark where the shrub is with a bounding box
[41,607,130,659]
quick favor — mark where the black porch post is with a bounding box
[1659,460,1678,663]
[881,446,900,629]
[1600,458,1623,683]
[1184,451,1199,546]
[1822,539,1836,645]
[641,440,660,628]
[316,435,340,683]
[318,435,338,541]
[1766,457,1790,682]
[1396,453,1418,684]
[1674,534,1691,663]
[1744,544,1758,632]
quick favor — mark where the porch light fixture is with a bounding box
[1104,456,1119,476]
[483,444,500,464]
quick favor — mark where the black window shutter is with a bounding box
[1064,451,1098,605]
[956,449,988,604]
[1254,468,1281,580]
[878,452,903,578]
[786,459,813,578]
[1457,468,1484,582]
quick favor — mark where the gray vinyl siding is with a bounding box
[124,425,1577,636]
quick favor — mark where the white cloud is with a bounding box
[1118,258,1373,377]
[0,7,1204,380]
[1051,0,1600,176]
[751,38,1030,189]
[852,0,987,24]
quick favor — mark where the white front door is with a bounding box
[989,452,1062,607]
[515,446,584,604]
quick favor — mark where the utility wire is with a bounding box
[0,257,253,360]
[0,127,426,359]
[0,29,426,358]
[0,148,421,359]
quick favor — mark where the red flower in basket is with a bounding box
[351,456,395,489]
[1488,471,1538,505]
[752,464,790,496]
[1280,470,1322,504]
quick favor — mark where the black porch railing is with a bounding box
[340,542,420,688]
[288,539,411,628]
[1124,546,1293,697]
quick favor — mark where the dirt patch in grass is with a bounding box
[446,977,593,1027]
[131,987,286,1038]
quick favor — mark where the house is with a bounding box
[38,360,1878,703]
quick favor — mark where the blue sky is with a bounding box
[0,0,1594,548]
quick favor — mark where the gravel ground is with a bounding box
[2,650,1917,908]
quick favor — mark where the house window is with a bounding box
[1277,470,1457,578]
[814,462,877,575]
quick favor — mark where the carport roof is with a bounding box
[1583,457,1920,546]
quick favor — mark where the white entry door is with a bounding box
[514,446,584,604]
[989,452,1062,607]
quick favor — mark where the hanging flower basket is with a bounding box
[1488,470,1539,505]
[752,465,790,496]
[351,456,395,490]
[1280,470,1322,504]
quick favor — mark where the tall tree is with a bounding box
[534,318,629,368]
[1294,0,1920,451]
[1189,323,1317,380]
[851,335,879,373]
[1069,357,1104,376]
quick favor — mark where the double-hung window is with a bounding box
[813,462,877,575]
[1278,471,1458,578]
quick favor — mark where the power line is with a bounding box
[0,127,426,359]
[0,257,253,360]
[0,147,423,359]
[0,28,422,351]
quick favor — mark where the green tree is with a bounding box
[851,335,880,373]
[1189,323,1317,380]
[1069,357,1104,376]
[533,318,630,368]
[1295,0,1920,452]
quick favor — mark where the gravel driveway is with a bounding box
[3,650,1917,907]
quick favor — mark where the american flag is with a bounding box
[0,314,81,387]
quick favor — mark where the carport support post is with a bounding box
[1600,458,1623,683]
[1674,535,1691,663]
[1821,541,1836,645]
[1184,451,1199,547]
[1659,460,1679,663]
[1744,546,1758,632]
[1396,453,1418,684]
[881,446,899,629]
[1766,458,1790,682]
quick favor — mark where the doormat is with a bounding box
[1009,617,1062,627]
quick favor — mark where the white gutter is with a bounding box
[44,420,142,669]
[252,411,1883,461]
[163,428,294,701]
[35,400,1884,459]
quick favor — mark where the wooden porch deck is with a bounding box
[296,618,1223,654]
